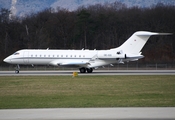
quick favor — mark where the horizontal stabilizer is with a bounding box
[135,31,173,36]
[155,33,173,35]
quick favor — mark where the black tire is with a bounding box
[79,67,86,73]
[15,70,19,74]
[86,68,93,73]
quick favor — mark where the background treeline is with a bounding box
[0,2,175,65]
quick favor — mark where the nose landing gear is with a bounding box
[15,64,20,74]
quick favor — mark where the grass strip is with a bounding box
[0,75,175,108]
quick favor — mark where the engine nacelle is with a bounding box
[97,50,144,61]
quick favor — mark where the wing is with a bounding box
[49,60,90,67]
[59,61,89,66]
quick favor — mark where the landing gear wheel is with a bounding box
[79,67,86,73]
[86,68,93,73]
[15,70,19,74]
[15,64,20,74]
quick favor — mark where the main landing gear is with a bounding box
[79,67,93,73]
[15,64,20,74]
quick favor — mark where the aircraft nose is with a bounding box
[3,56,11,63]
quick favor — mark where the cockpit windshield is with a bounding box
[13,52,20,55]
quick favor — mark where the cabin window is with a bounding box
[70,55,72,57]
[79,55,81,57]
[61,55,63,57]
[74,55,76,57]
[57,55,59,57]
[66,55,68,57]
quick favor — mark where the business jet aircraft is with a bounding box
[3,31,172,73]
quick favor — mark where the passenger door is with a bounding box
[23,51,29,64]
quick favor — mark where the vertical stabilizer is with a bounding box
[118,31,172,54]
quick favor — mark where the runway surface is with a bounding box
[0,107,175,120]
[0,70,175,76]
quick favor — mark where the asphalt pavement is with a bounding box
[0,107,175,120]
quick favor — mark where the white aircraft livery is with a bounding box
[3,31,172,73]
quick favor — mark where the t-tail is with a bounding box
[111,31,172,62]
[118,31,172,54]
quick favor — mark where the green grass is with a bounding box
[0,75,175,109]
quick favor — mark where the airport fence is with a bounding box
[0,62,175,71]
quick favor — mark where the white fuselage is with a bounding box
[4,49,126,68]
